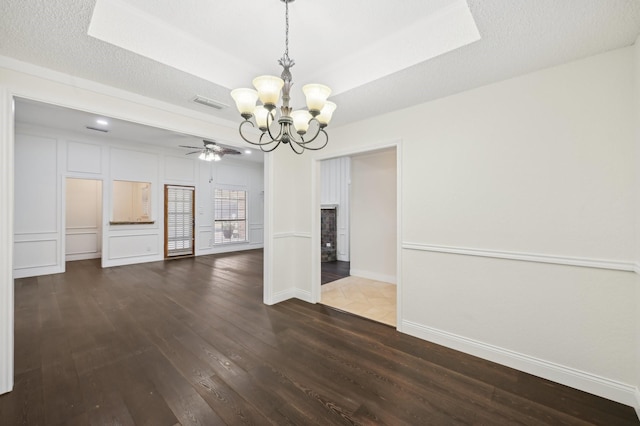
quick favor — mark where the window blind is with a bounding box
[166,186,194,256]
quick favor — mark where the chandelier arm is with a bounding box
[264,109,283,142]
[290,120,325,146]
[238,118,290,154]
[239,120,283,150]
[285,121,317,145]
[293,129,329,151]
[257,137,282,153]
[259,130,286,148]
[289,140,305,155]
[237,120,267,146]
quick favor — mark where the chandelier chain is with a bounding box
[284,0,289,59]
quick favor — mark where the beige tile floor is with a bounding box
[321,276,397,326]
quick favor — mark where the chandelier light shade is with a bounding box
[230,0,336,154]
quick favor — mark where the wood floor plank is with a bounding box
[41,357,86,425]
[0,368,45,426]
[133,346,226,425]
[2,249,638,425]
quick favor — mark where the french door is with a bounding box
[164,185,195,257]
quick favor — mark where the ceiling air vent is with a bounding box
[86,126,109,132]
[192,95,228,110]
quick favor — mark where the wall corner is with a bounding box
[0,88,15,395]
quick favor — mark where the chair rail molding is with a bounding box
[403,242,636,272]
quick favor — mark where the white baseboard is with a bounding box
[0,382,12,396]
[634,387,640,420]
[292,288,314,303]
[13,264,64,279]
[402,320,639,409]
[65,252,101,262]
[269,288,314,305]
[350,269,396,284]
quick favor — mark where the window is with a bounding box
[111,180,152,224]
[214,189,247,244]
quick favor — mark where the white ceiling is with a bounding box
[87,0,480,99]
[2,0,640,145]
[14,98,264,163]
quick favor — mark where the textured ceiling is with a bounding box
[13,98,264,163]
[87,0,480,98]
[1,0,640,130]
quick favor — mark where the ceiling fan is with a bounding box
[179,140,241,162]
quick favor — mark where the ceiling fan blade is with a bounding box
[220,147,241,155]
[179,145,203,149]
[185,150,201,155]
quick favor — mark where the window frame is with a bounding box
[213,187,249,245]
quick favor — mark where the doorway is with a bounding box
[164,185,195,258]
[319,147,398,326]
[65,178,103,262]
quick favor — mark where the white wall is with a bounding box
[195,158,264,254]
[350,149,397,283]
[13,133,62,278]
[105,146,162,266]
[320,157,350,261]
[13,123,264,274]
[268,46,639,408]
[66,178,102,261]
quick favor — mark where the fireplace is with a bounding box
[321,207,337,262]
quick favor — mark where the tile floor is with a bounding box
[321,276,397,326]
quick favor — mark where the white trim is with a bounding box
[350,269,397,285]
[313,140,402,162]
[402,320,639,408]
[263,153,274,305]
[634,387,640,420]
[634,262,640,275]
[0,55,237,129]
[270,288,314,305]
[311,139,403,318]
[273,232,312,239]
[403,242,636,272]
[311,160,322,303]
[66,252,101,262]
[0,89,14,395]
[293,288,314,303]
[395,141,403,331]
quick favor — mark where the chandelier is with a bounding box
[230,0,337,154]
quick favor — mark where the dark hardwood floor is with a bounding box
[321,260,350,285]
[1,249,638,425]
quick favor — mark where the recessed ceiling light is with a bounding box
[244,149,252,154]
[96,119,109,126]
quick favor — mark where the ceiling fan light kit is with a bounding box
[180,140,241,162]
[230,0,336,154]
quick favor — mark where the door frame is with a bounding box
[64,177,104,263]
[164,184,195,258]
[310,139,403,330]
